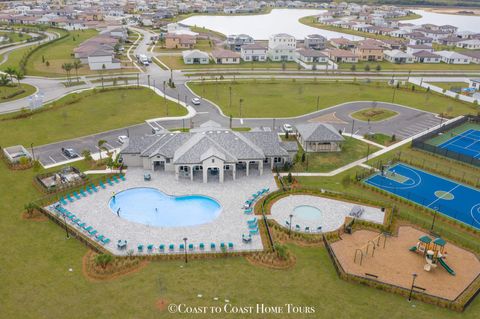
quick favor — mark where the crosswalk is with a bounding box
[393,116,441,139]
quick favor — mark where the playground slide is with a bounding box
[438,258,456,276]
[409,246,417,252]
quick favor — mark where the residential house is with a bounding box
[210,49,241,64]
[165,33,196,49]
[406,44,433,55]
[354,44,384,61]
[295,123,344,153]
[436,51,471,64]
[383,50,414,64]
[241,43,267,62]
[456,39,480,50]
[295,49,329,63]
[412,51,441,63]
[469,79,480,90]
[330,37,356,49]
[120,121,293,183]
[462,51,480,64]
[182,50,209,64]
[226,34,254,51]
[325,49,359,63]
[87,49,121,70]
[304,34,326,50]
[267,33,296,61]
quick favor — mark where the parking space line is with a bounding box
[48,156,57,163]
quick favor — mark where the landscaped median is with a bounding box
[0,83,36,102]
[187,80,477,118]
[0,87,187,146]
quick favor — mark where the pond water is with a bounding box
[410,10,480,31]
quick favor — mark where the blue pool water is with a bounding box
[109,188,221,227]
[293,205,322,220]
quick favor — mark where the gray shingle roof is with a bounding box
[295,123,344,142]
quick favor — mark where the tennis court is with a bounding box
[364,163,480,230]
[438,129,480,159]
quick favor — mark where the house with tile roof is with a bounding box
[120,122,294,183]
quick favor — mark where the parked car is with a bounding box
[61,148,78,158]
[283,123,294,133]
[191,98,201,105]
[117,135,129,144]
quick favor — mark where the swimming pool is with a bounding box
[293,205,322,220]
[109,188,221,227]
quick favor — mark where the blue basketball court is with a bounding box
[364,163,480,229]
[438,129,480,159]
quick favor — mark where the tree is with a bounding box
[82,149,93,162]
[46,61,50,67]
[14,70,24,87]
[72,60,81,83]
[350,64,356,72]
[4,67,16,83]
[301,152,306,163]
[364,64,370,72]
[61,62,73,83]
[94,254,113,269]
[375,64,381,72]
[0,74,11,86]
[97,140,107,160]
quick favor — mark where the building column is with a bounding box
[259,160,263,176]
[270,158,274,169]
[246,161,249,176]
[203,168,208,183]
[219,167,224,183]
[174,165,180,181]
[232,165,236,181]
[190,166,194,181]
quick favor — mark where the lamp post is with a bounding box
[408,273,418,301]
[289,214,293,238]
[430,207,438,232]
[62,214,70,239]
[30,143,35,161]
[183,237,188,263]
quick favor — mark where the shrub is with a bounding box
[274,244,288,260]
[94,254,113,269]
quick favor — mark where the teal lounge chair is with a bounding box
[138,244,144,252]
[107,178,114,186]
[73,191,81,199]
[66,194,74,202]
[91,184,98,192]
[249,228,259,235]
[147,244,154,251]
[199,243,205,250]
[179,244,185,250]
[247,217,257,224]
[84,226,93,232]
[188,243,194,251]
[210,243,215,250]
[120,175,126,181]
[99,181,106,189]
[77,222,86,228]
[96,235,105,242]
[220,243,226,249]
[244,208,252,214]
[89,230,98,237]
[228,242,233,249]
[86,186,93,194]
[159,244,165,252]
[169,244,174,251]
[248,223,258,229]
[80,189,87,197]
[60,197,67,205]
[113,176,119,183]
[101,238,110,245]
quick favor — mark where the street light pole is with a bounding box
[408,273,418,301]
[183,237,188,263]
[30,143,35,161]
[289,214,293,238]
[430,208,438,232]
[63,214,70,239]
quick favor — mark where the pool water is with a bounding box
[109,187,221,227]
[293,205,322,220]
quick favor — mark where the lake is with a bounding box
[411,10,480,31]
[180,9,362,40]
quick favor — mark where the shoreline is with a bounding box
[415,6,480,16]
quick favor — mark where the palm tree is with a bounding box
[61,62,73,84]
[4,67,16,83]
[14,70,24,87]
[0,74,11,86]
[97,139,107,160]
[72,60,81,83]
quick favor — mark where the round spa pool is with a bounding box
[293,205,322,220]
[109,187,221,227]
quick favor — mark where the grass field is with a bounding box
[291,136,380,172]
[0,31,32,43]
[365,133,395,146]
[158,55,300,70]
[0,83,36,102]
[25,29,98,76]
[155,39,214,53]
[188,80,477,118]
[431,82,469,91]
[350,107,398,122]
[0,87,187,146]
[388,13,423,21]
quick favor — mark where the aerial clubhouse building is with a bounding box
[120,122,297,183]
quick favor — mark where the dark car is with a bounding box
[61,148,79,158]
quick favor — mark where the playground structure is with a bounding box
[409,235,456,275]
[353,232,388,266]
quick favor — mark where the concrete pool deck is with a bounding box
[269,195,385,233]
[46,168,278,255]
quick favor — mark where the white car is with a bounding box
[118,135,129,144]
[191,98,201,105]
[283,124,294,133]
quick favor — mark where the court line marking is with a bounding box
[471,203,480,226]
[426,184,461,208]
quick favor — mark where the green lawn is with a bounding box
[188,80,477,118]
[431,82,469,91]
[25,29,98,76]
[291,137,380,172]
[388,13,422,21]
[364,133,395,146]
[340,61,480,71]
[350,107,398,122]
[0,31,32,43]
[0,87,187,146]
[158,55,300,70]
[0,83,36,102]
